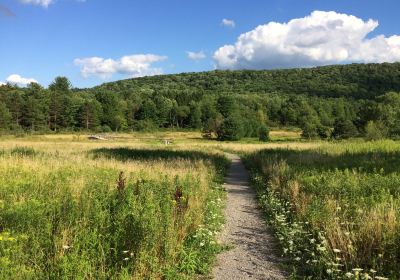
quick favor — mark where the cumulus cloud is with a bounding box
[214,11,400,70]
[221,18,235,28]
[187,51,206,61]
[6,74,38,87]
[74,54,167,79]
[19,0,54,8]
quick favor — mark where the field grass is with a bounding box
[2,132,398,280]
[244,140,400,279]
[0,138,229,279]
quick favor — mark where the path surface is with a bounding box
[212,154,287,280]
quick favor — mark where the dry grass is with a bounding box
[0,134,230,279]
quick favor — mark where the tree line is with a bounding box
[1,63,400,141]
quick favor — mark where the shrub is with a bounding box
[332,119,358,139]
[365,121,388,140]
[216,115,244,141]
[258,125,270,142]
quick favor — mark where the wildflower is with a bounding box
[123,257,129,261]
[326,269,332,274]
[200,242,205,247]
[317,246,326,252]
[352,268,363,275]
[375,277,389,280]
[345,272,354,278]
[62,245,71,250]
[122,250,129,254]
[294,257,301,261]
[333,248,341,253]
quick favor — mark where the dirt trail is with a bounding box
[212,154,287,280]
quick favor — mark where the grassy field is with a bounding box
[244,140,400,280]
[1,132,399,280]
[0,137,230,279]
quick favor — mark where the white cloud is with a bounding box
[214,11,400,70]
[6,74,38,87]
[0,81,5,86]
[222,18,235,28]
[19,0,54,8]
[187,51,206,61]
[74,54,167,79]
[18,0,85,8]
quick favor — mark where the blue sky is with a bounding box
[1,0,400,88]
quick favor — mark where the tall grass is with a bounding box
[244,140,400,280]
[0,142,229,279]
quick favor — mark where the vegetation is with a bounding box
[244,140,400,279]
[1,63,400,141]
[0,139,229,279]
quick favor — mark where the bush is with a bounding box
[317,125,331,139]
[332,119,358,139]
[132,120,157,132]
[258,125,270,142]
[101,125,112,133]
[216,115,244,141]
[365,121,388,140]
[301,123,319,139]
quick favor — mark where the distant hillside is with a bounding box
[94,62,400,99]
[1,63,400,139]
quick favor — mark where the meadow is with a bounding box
[0,135,229,279]
[244,140,400,279]
[2,131,399,280]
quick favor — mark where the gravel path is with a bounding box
[212,154,287,280]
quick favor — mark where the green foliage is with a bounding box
[217,115,244,141]
[376,92,400,137]
[1,64,400,140]
[244,141,400,279]
[365,121,388,141]
[258,125,270,142]
[0,102,11,130]
[332,118,358,139]
[0,147,229,279]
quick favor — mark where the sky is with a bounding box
[1,0,400,88]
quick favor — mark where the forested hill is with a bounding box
[1,62,400,140]
[94,62,400,99]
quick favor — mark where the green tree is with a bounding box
[79,98,102,130]
[189,102,202,129]
[217,95,236,117]
[376,92,400,137]
[48,77,72,131]
[0,102,11,130]
[22,83,47,131]
[332,119,358,139]
[258,125,270,142]
[365,121,388,141]
[217,114,244,141]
